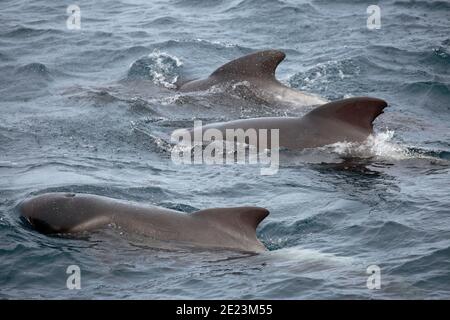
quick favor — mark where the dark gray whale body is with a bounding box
[190,97,388,150]
[179,50,327,106]
[19,193,269,253]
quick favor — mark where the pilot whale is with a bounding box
[19,193,269,253]
[178,49,327,106]
[187,97,388,150]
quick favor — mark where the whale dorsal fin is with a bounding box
[304,97,388,132]
[210,50,286,81]
[193,207,269,232]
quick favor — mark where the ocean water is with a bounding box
[1,0,450,299]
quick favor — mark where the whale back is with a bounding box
[179,50,286,92]
[19,193,270,252]
[289,96,389,147]
[192,207,269,252]
[209,50,285,82]
[186,96,388,149]
[303,97,387,133]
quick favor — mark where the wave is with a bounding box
[180,38,239,49]
[0,62,55,101]
[259,215,330,250]
[15,62,52,80]
[0,52,13,62]
[131,121,174,154]
[392,245,450,286]
[145,39,248,54]
[399,81,450,112]
[345,220,430,250]
[172,0,229,8]
[127,50,183,88]
[289,58,362,99]
[139,16,181,28]
[1,26,63,38]
[393,0,450,11]
[224,0,319,14]
[429,46,450,68]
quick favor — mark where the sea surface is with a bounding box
[1,0,449,299]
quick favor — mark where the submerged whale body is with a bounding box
[19,193,269,253]
[189,97,388,150]
[178,49,327,106]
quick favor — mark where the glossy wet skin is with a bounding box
[190,97,388,150]
[179,50,327,106]
[19,193,269,253]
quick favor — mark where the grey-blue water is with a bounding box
[1,0,450,299]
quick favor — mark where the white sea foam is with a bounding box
[259,246,354,268]
[143,49,183,89]
[173,38,237,48]
[326,130,424,161]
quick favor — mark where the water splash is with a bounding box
[289,59,361,99]
[327,130,424,161]
[127,49,182,88]
[291,60,360,86]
